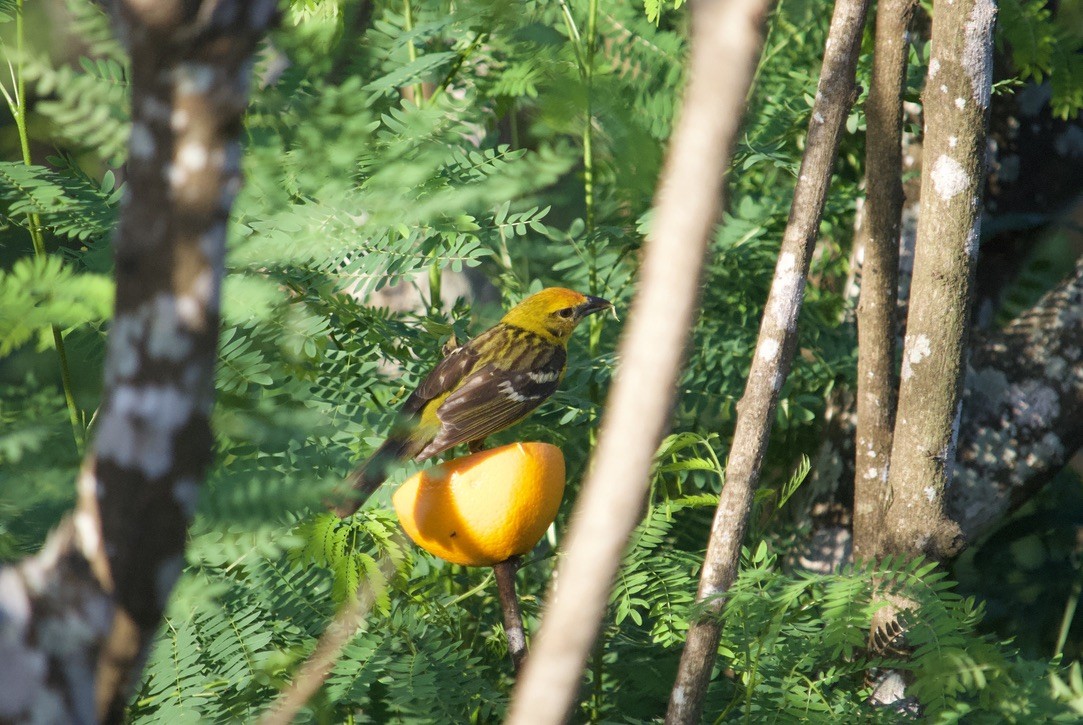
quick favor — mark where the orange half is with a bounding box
[392,442,565,567]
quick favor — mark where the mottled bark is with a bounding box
[800,87,1083,570]
[796,255,1083,575]
[950,256,1083,539]
[0,2,276,722]
[666,0,870,720]
[503,0,772,721]
[881,0,996,561]
[851,0,916,561]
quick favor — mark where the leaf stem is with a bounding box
[580,0,604,432]
[429,30,488,104]
[428,250,442,315]
[556,0,586,73]
[583,0,598,235]
[402,0,424,105]
[2,0,85,452]
[447,570,494,605]
[1054,572,1082,659]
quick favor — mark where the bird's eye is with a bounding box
[557,307,575,319]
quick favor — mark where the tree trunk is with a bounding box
[797,254,1083,571]
[0,3,276,721]
[666,0,871,720]
[851,0,916,561]
[503,0,773,721]
[880,0,997,561]
[803,79,1083,572]
[950,256,1083,540]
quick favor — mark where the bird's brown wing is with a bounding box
[398,335,486,417]
[415,344,566,460]
[341,335,488,513]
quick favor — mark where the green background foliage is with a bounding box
[1,0,1082,721]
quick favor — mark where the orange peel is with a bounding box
[392,442,565,567]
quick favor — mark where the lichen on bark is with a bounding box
[880,0,997,561]
[0,3,277,721]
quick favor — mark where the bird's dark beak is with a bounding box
[578,295,613,318]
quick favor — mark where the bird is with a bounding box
[334,287,613,517]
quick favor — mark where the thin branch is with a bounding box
[851,0,917,561]
[402,0,425,105]
[504,0,773,720]
[2,0,86,452]
[666,0,871,719]
[494,557,527,676]
[582,0,599,235]
[258,556,394,725]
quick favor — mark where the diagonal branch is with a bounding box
[950,255,1083,541]
[666,0,871,719]
[503,0,773,721]
[258,555,394,725]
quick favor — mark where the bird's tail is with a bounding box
[333,434,418,517]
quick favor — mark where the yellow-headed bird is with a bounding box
[335,287,612,516]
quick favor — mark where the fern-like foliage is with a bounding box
[708,553,1083,722]
[0,161,120,243]
[2,0,1082,721]
[0,255,112,354]
[998,0,1083,119]
[0,1,18,23]
[21,0,131,165]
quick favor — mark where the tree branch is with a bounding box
[950,255,1083,540]
[258,556,394,725]
[494,557,527,676]
[0,2,277,721]
[881,0,996,561]
[666,0,870,719]
[851,0,916,561]
[503,0,772,720]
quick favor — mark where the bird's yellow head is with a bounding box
[500,287,613,343]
